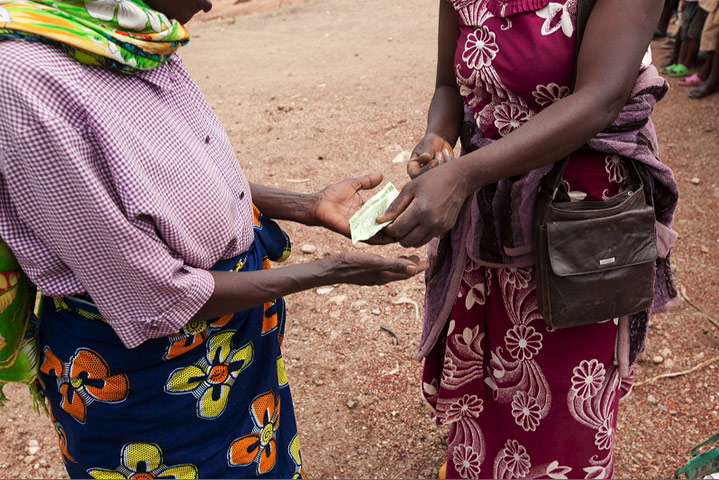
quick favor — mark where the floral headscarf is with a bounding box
[0,0,190,72]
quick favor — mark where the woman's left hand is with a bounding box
[377,161,472,248]
[311,173,394,244]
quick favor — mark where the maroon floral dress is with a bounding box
[420,0,643,478]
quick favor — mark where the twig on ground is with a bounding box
[390,296,420,319]
[635,354,719,387]
[680,285,719,330]
[379,326,400,345]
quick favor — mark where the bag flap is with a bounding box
[547,206,658,276]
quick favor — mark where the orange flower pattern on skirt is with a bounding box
[40,347,129,424]
[229,390,281,475]
[163,314,234,361]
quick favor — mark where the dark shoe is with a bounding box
[654,30,668,39]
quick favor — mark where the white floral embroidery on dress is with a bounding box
[505,324,543,361]
[536,2,574,37]
[494,439,532,479]
[462,26,499,69]
[533,83,570,106]
[445,394,484,423]
[494,102,531,136]
[506,268,531,290]
[594,413,615,451]
[604,155,627,184]
[0,6,11,23]
[546,460,573,479]
[570,359,606,399]
[465,282,487,310]
[454,444,483,478]
[85,0,148,31]
[511,391,542,432]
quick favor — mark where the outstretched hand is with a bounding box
[407,133,454,179]
[327,252,427,285]
[311,173,394,244]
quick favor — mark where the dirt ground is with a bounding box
[1,0,718,478]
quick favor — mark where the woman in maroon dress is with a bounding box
[378,0,679,477]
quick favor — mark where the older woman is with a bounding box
[0,1,420,478]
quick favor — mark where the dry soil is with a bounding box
[1,1,718,478]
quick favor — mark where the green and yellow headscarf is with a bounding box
[0,0,190,72]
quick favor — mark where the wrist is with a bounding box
[447,156,480,199]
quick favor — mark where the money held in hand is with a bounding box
[349,182,400,244]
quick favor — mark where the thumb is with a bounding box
[376,190,413,224]
[357,172,383,191]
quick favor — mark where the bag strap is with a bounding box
[539,0,597,199]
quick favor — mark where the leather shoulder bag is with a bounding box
[532,0,658,329]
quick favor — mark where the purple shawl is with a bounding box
[418,65,680,374]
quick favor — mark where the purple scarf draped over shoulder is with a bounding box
[418,64,680,373]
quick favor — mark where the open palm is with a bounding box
[312,173,393,244]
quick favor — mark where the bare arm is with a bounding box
[381,0,663,247]
[193,252,422,321]
[406,0,465,178]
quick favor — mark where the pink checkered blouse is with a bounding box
[0,40,255,348]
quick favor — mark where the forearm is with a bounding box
[427,0,464,145]
[192,252,420,321]
[192,259,332,321]
[425,85,464,145]
[452,87,619,193]
[249,182,317,225]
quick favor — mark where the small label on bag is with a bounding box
[599,257,616,266]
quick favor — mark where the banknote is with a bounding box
[349,182,400,244]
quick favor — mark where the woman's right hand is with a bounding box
[324,252,426,285]
[407,133,454,179]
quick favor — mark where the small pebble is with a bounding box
[313,379,324,386]
[391,151,411,164]
[691,177,700,185]
[663,358,676,369]
[329,295,347,305]
[652,355,664,364]
[659,348,672,358]
[371,309,381,315]
[647,394,658,404]
[301,244,317,254]
[27,446,40,455]
[701,246,710,254]
[346,400,357,409]
[23,456,35,465]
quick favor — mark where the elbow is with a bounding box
[603,91,628,126]
[586,87,631,135]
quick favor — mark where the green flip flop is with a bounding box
[667,64,694,77]
[661,63,679,74]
